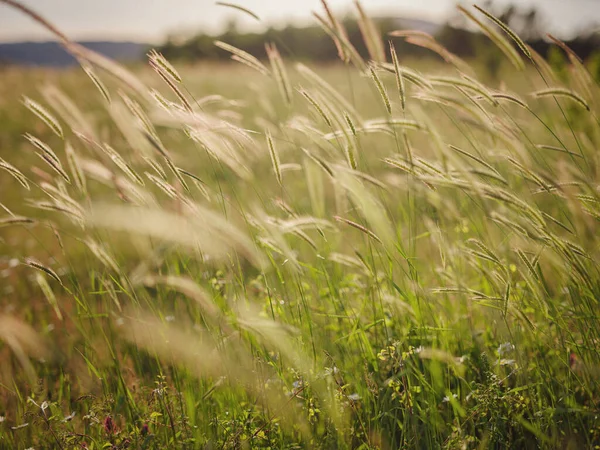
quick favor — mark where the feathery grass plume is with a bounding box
[84,239,120,273]
[163,158,190,193]
[506,156,550,191]
[81,64,111,104]
[448,144,501,175]
[266,129,283,186]
[88,204,265,268]
[429,75,499,106]
[0,314,50,382]
[0,158,30,190]
[377,62,433,90]
[533,88,590,111]
[390,30,471,73]
[473,5,532,60]
[354,0,385,63]
[298,88,333,127]
[296,63,362,122]
[214,41,270,76]
[275,216,334,234]
[457,5,524,71]
[0,216,35,227]
[146,172,179,199]
[187,128,252,180]
[42,85,97,139]
[35,273,62,320]
[515,249,539,279]
[536,144,583,159]
[344,112,357,137]
[150,63,193,113]
[343,143,357,170]
[313,10,365,70]
[547,37,595,98]
[215,1,260,21]
[148,49,182,83]
[177,168,210,200]
[142,274,223,324]
[369,65,392,115]
[318,0,349,62]
[23,96,63,138]
[334,215,382,243]
[108,100,155,156]
[25,134,71,182]
[527,45,556,82]
[490,92,528,109]
[389,42,406,110]
[24,258,62,285]
[266,42,292,106]
[102,144,145,186]
[364,118,425,131]
[304,156,326,218]
[121,92,163,145]
[24,133,60,166]
[336,171,395,250]
[65,142,86,194]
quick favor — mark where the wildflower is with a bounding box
[141,422,149,436]
[62,411,76,422]
[103,415,115,434]
[497,342,515,357]
[347,393,361,402]
[442,394,458,403]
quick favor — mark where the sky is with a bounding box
[0,0,599,43]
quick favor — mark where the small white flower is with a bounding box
[166,315,175,322]
[347,393,361,401]
[0,415,5,423]
[497,342,515,357]
[442,394,458,403]
[62,411,76,422]
[500,359,517,367]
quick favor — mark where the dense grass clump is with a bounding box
[1,1,600,448]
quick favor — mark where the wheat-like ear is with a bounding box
[216,2,260,21]
[354,0,385,63]
[0,158,30,190]
[25,134,71,182]
[388,42,406,110]
[82,64,112,104]
[473,5,532,61]
[23,97,63,138]
[313,8,365,69]
[369,66,392,115]
[215,41,270,76]
[458,5,524,70]
[35,273,63,320]
[24,258,63,285]
[266,129,283,186]
[148,49,182,83]
[533,88,590,111]
[266,43,293,106]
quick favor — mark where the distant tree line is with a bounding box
[157,2,600,78]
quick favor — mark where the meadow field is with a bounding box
[1,3,600,449]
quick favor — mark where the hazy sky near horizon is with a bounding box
[0,0,598,43]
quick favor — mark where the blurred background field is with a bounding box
[1,1,600,449]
